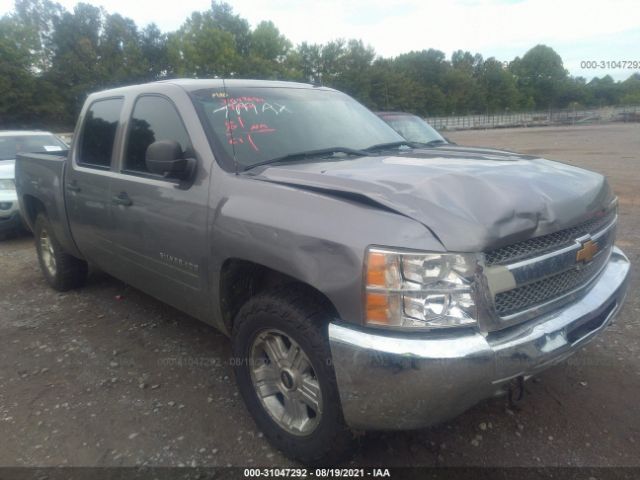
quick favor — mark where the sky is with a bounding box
[2,0,639,81]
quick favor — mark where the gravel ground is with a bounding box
[0,123,639,468]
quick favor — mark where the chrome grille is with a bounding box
[484,208,617,325]
[494,251,609,317]
[486,210,616,266]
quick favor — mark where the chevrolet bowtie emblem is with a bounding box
[576,239,599,263]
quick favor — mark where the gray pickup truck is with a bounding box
[15,79,630,463]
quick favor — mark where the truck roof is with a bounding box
[88,78,335,97]
[0,130,55,137]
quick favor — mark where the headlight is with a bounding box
[364,247,479,329]
[0,179,15,191]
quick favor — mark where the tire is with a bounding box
[232,284,354,464]
[34,213,88,291]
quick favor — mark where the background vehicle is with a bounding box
[0,131,67,237]
[14,80,630,463]
[376,111,449,146]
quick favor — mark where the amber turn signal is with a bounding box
[365,292,390,325]
[366,251,387,287]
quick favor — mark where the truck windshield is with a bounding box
[0,135,67,160]
[191,87,405,170]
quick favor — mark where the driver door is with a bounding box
[107,94,210,319]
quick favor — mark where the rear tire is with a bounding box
[231,285,354,464]
[34,213,87,291]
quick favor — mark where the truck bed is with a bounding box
[15,151,80,257]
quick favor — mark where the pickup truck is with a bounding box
[15,79,630,463]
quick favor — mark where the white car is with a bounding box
[0,131,68,237]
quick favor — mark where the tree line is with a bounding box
[2,0,640,129]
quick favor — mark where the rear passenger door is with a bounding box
[108,94,210,319]
[66,97,123,264]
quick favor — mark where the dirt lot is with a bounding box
[1,123,639,468]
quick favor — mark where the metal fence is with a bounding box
[426,105,640,131]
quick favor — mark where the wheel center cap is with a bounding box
[280,370,295,390]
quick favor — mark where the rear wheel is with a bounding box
[232,285,354,464]
[34,214,88,291]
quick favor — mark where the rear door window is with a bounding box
[78,98,124,169]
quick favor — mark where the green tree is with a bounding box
[557,76,589,108]
[395,49,449,86]
[510,45,568,109]
[250,21,290,61]
[287,39,375,103]
[620,73,640,104]
[167,11,237,77]
[210,1,251,56]
[2,0,639,129]
[47,3,104,122]
[392,49,450,114]
[241,20,291,78]
[12,0,64,71]
[140,24,169,80]
[290,42,322,83]
[451,50,475,75]
[444,51,486,113]
[479,58,518,112]
[289,40,350,85]
[329,40,376,103]
[586,75,621,106]
[99,13,147,86]
[0,15,38,126]
[368,59,430,114]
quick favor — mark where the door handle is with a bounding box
[112,192,133,207]
[66,181,81,193]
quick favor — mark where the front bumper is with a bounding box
[328,247,630,430]
[0,210,23,234]
[0,189,22,234]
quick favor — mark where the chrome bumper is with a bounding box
[328,247,630,430]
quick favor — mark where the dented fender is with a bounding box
[208,174,443,332]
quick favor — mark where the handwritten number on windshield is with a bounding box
[215,97,290,151]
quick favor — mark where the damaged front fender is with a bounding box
[209,174,444,329]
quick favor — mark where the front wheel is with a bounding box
[231,286,354,464]
[34,213,88,291]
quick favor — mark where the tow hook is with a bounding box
[508,375,525,407]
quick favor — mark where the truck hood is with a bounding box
[248,145,614,252]
[0,160,15,180]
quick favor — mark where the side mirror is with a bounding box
[145,140,196,181]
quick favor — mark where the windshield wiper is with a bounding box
[243,147,367,171]
[414,139,448,147]
[362,141,413,152]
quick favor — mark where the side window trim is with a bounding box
[75,96,125,170]
[121,93,194,180]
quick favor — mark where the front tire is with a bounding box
[34,213,88,291]
[231,285,354,464]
